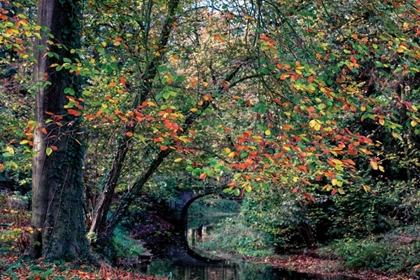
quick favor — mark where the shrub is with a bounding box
[193,215,274,258]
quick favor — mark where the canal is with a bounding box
[136,197,358,279]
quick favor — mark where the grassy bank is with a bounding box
[191,214,420,279]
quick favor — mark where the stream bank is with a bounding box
[124,209,418,280]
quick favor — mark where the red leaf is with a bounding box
[120,77,126,85]
[303,193,315,203]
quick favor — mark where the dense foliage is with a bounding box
[0,0,420,275]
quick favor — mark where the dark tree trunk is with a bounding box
[30,0,90,260]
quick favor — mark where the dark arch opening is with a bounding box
[180,193,241,261]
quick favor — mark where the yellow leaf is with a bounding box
[362,185,371,192]
[228,152,235,158]
[265,129,271,136]
[224,148,231,154]
[101,41,107,47]
[174,158,183,163]
[293,177,299,182]
[190,108,198,113]
[361,106,366,112]
[202,81,208,87]
[146,101,157,107]
[20,140,29,145]
[378,165,385,172]
[46,147,52,156]
[114,41,121,46]
[309,119,322,131]
[379,117,385,125]
[392,132,399,138]
[411,120,417,127]
[370,159,378,170]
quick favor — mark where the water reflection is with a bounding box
[139,259,358,280]
[137,199,357,279]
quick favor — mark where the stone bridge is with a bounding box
[164,185,241,228]
[137,181,241,263]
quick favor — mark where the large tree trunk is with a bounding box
[30,0,89,260]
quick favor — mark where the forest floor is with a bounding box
[0,255,166,280]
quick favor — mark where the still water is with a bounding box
[139,258,357,280]
[137,199,356,279]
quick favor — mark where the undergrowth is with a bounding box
[318,224,420,276]
[111,226,146,259]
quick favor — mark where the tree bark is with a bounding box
[30,0,89,260]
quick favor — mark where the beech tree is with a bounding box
[30,0,89,259]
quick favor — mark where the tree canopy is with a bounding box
[0,0,419,261]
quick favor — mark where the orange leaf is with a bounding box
[0,163,4,170]
[280,74,289,80]
[126,132,133,137]
[41,127,47,134]
[68,109,81,116]
[51,145,58,151]
[199,173,207,179]
[160,146,168,151]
